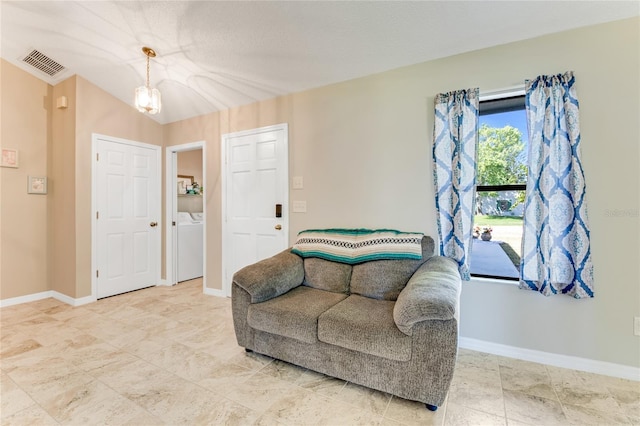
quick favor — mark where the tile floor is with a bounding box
[1,279,638,425]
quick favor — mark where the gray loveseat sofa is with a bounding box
[231,236,461,409]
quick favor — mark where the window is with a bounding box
[470,95,527,280]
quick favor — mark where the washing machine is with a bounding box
[177,212,203,282]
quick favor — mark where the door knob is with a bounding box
[150,222,158,227]
[275,224,282,230]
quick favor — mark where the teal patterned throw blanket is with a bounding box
[291,229,424,264]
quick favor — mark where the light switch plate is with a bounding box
[293,176,304,189]
[292,201,307,213]
[634,317,640,336]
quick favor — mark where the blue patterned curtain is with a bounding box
[520,72,594,298]
[433,88,479,280]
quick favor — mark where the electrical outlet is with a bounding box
[292,201,307,213]
[635,317,640,337]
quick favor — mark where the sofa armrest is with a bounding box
[393,256,461,336]
[232,249,304,303]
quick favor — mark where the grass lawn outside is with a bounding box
[474,215,523,226]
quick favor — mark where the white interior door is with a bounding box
[95,136,161,299]
[223,124,288,296]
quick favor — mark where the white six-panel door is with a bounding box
[222,124,288,296]
[94,135,161,299]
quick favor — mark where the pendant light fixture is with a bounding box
[134,47,161,114]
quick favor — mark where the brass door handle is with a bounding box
[150,222,158,227]
[275,224,282,230]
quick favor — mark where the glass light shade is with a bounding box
[135,85,162,114]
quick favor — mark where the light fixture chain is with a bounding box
[146,53,150,88]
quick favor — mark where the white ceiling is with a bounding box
[2,1,638,124]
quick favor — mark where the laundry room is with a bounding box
[177,148,204,283]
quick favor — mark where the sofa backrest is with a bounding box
[302,236,435,300]
[302,257,352,293]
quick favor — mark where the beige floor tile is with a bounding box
[0,304,42,324]
[454,360,503,388]
[41,380,151,425]
[499,364,557,400]
[456,348,501,371]
[62,310,111,331]
[1,280,634,426]
[259,359,307,382]
[253,413,289,425]
[68,344,135,372]
[224,371,297,412]
[606,383,640,423]
[448,372,505,417]
[0,338,42,361]
[384,395,446,426]
[554,381,624,414]
[5,355,95,403]
[180,396,261,426]
[379,417,404,426]
[40,304,92,321]
[295,369,346,398]
[135,377,258,425]
[503,389,567,425]
[562,402,632,425]
[496,356,549,374]
[225,347,274,370]
[337,382,392,416]
[264,386,379,426]
[0,373,36,420]
[201,338,261,364]
[28,297,66,312]
[121,337,174,359]
[0,404,59,426]
[444,402,506,425]
[142,341,198,369]
[88,357,177,395]
[196,358,255,390]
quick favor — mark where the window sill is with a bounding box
[469,276,519,287]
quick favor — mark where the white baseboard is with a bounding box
[0,290,96,308]
[203,287,228,298]
[0,291,54,308]
[52,291,96,307]
[459,337,640,382]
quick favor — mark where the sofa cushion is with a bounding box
[247,286,347,344]
[317,295,412,362]
[350,236,435,301]
[303,257,352,293]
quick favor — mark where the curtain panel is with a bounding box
[432,88,479,280]
[520,71,594,298]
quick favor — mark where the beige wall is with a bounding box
[163,113,221,290]
[0,60,51,299]
[162,97,294,291]
[1,18,637,368]
[163,18,639,368]
[49,76,77,297]
[1,68,163,301]
[177,149,203,186]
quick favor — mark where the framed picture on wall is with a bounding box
[1,148,18,168]
[177,174,194,194]
[28,176,47,194]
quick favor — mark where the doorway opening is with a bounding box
[165,141,206,291]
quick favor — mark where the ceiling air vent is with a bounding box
[21,49,65,77]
